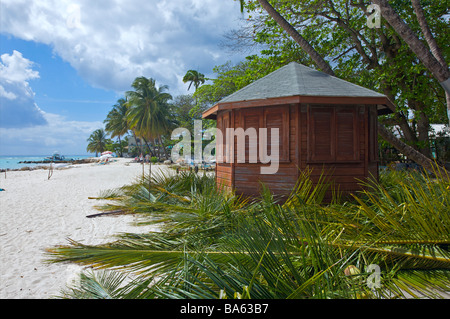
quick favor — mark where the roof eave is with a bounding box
[202,95,395,119]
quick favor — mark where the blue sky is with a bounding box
[0,0,248,156]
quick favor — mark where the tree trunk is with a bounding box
[140,137,153,192]
[411,0,447,68]
[256,0,335,76]
[159,135,169,159]
[372,0,450,86]
[137,133,144,156]
[411,0,450,125]
[117,135,123,157]
[152,138,159,159]
[415,101,432,158]
[446,92,450,125]
[377,123,446,174]
[394,112,419,148]
[130,131,138,157]
[142,137,155,157]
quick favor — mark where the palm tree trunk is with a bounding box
[137,134,144,156]
[117,135,122,157]
[152,138,158,159]
[159,135,169,159]
[141,137,155,157]
[141,137,153,192]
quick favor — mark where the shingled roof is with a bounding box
[203,62,394,119]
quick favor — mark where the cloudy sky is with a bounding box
[0,0,248,156]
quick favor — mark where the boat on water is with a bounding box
[45,152,66,161]
[15,153,93,167]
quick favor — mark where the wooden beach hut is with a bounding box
[202,62,394,198]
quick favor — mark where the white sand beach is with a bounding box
[0,158,166,299]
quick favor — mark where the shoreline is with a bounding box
[0,157,99,172]
[0,158,166,299]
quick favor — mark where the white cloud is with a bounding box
[0,85,17,100]
[0,0,245,95]
[0,50,102,155]
[0,50,39,83]
[0,50,47,128]
[0,111,104,155]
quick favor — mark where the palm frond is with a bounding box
[48,167,450,299]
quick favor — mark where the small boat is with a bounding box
[45,152,66,161]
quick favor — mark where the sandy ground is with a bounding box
[0,158,167,299]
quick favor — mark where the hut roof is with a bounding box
[203,62,394,119]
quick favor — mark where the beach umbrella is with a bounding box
[99,154,113,161]
[101,151,113,156]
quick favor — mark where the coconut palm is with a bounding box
[126,77,174,159]
[182,69,206,92]
[86,129,108,157]
[104,98,129,157]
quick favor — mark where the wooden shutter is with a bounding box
[240,109,262,163]
[220,112,230,163]
[369,106,379,162]
[264,106,290,162]
[308,107,335,162]
[335,107,359,161]
[308,106,360,163]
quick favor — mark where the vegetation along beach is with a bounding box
[0,0,449,302]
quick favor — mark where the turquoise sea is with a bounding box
[0,155,92,170]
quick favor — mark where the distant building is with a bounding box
[126,135,142,157]
[128,135,141,148]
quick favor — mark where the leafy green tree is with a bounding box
[86,129,108,157]
[170,94,196,132]
[105,137,129,156]
[373,0,449,122]
[233,0,448,172]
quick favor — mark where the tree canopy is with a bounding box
[207,0,449,164]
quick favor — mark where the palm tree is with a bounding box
[183,70,206,119]
[126,77,173,181]
[86,129,108,157]
[104,98,129,157]
[182,70,206,92]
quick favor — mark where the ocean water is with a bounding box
[0,155,93,170]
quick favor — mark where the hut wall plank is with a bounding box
[217,171,232,180]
